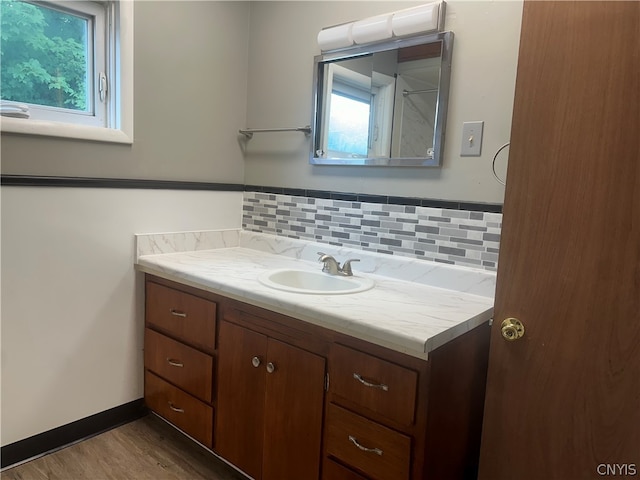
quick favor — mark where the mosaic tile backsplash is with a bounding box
[243,192,502,271]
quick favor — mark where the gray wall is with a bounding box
[243,1,523,203]
[1,1,523,203]
[0,1,250,183]
[0,1,250,446]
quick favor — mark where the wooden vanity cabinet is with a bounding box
[143,274,490,480]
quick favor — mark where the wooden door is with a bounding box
[479,2,639,479]
[262,339,326,480]
[215,321,267,480]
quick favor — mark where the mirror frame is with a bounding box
[310,31,453,167]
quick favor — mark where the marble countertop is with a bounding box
[135,230,495,359]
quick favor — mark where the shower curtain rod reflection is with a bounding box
[402,88,438,96]
[239,125,312,139]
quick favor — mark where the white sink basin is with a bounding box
[258,268,374,295]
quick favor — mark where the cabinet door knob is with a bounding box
[266,362,276,374]
[251,356,261,368]
[501,317,525,341]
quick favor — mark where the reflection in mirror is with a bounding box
[322,56,373,158]
[311,32,453,167]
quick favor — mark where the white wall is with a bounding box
[243,1,523,204]
[0,187,242,445]
[0,1,251,446]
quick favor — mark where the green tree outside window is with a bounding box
[0,0,89,111]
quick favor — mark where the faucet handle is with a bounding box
[341,258,360,276]
[317,252,331,262]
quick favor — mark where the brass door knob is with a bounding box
[501,318,525,341]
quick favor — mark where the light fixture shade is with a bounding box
[392,2,441,37]
[352,14,393,45]
[317,23,354,51]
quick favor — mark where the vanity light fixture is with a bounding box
[352,14,393,45]
[393,3,444,37]
[317,22,354,51]
[317,1,445,52]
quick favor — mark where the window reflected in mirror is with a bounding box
[328,91,370,157]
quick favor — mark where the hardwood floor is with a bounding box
[1,414,247,480]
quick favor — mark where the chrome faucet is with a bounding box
[318,253,340,274]
[317,252,360,276]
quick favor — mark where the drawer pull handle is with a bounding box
[166,358,184,367]
[169,309,187,318]
[353,373,389,392]
[168,402,184,413]
[348,435,383,456]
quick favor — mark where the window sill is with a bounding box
[0,117,133,144]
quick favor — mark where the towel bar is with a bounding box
[239,126,311,139]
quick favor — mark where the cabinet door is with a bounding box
[262,338,326,480]
[215,321,267,480]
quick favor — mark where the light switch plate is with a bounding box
[461,121,484,156]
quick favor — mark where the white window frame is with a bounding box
[369,71,395,157]
[14,1,107,127]
[0,0,133,144]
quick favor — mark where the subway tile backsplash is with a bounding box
[243,192,502,271]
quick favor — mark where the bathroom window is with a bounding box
[0,0,133,143]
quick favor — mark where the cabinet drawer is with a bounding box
[325,404,411,480]
[329,344,418,425]
[146,281,216,351]
[145,328,213,403]
[323,457,369,480]
[145,371,213,448]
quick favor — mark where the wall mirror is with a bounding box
[310,31,453,167]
